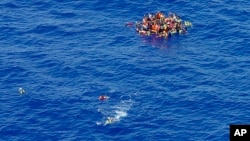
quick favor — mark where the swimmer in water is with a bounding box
[18,87,25,94]
[104,117,115,125]
[125,22,133,27]
[99,95,109,101]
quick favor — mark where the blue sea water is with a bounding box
[0,0,249,140]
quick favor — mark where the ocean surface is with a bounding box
[0,0,249,141]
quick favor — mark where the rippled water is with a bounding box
[0,0,249,140]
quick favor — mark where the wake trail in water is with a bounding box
[96,94,133,126]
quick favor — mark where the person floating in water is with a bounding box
[18,87,25,94]
[125,22,133,27]
[99,95,109,101]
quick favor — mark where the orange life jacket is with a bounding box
[156,13,163,19]
[151,24,160,32]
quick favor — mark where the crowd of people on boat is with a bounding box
[135,11,192,38]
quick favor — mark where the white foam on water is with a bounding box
[114,110,127,120]
[96,95,133,126]
[96,121,102,125]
